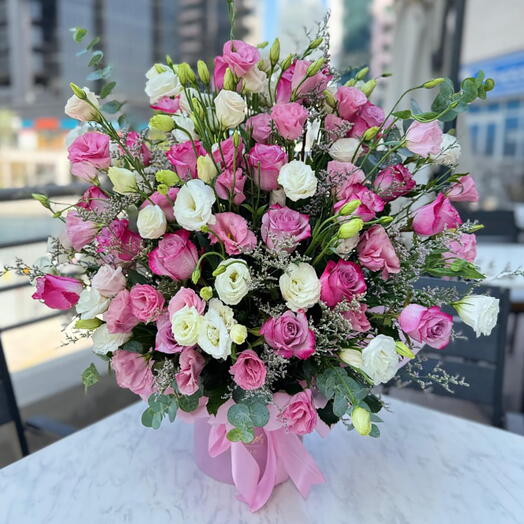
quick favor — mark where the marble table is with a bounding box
[1,398,524,524]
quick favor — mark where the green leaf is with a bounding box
[102,100,125,114]
[332,392,349,417]
[461,77,478,103]
[227,403,252,428]
[412,111,439,123]
[392,110,412,120]
[81,363,100,391]
[364,394,383,413]
[121,340,144,353]
[246,400,269,427]
[227,427,255,443]
[369,424,380,438]
[86,36,100,50]
[151,412,163,430]
[141,407,155,427]
[88,50,104,67]
[70,26,87,43]
[100,81,116,99]
[168,399,178,422]
[86,65,112,81]
[178,392,200,412]
[126,269,149,286]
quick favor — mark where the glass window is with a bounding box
[470,124,479,153]
[485,123,496,156]
[503,117,518,157]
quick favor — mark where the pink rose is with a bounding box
[327,160,365,198]
[65,211,98,251]
[129,284,165,323]
[213,55,228,90]
[215,168,247,205]
[165,140,207,180]
[139,188,179,221]
[325,114,351,141]
[357,225,401,280]
[320,259,367,307]
[155,310,183,354]
[96,219,142,264]
[348,102,385,138]
[280,390,318,435]
[175,347,206,395]
[443,233,477,263]
[104,289,140,334]
[213,136,244,171]
[447,175,479,202]
[271,102,308,141]
[398,304,453,350]
[150,95,181,114]
[148,231,198,281]
[406,121,443,157]
[68,132,110,169]
[248,144,288,191]
[112,350,155,400]
[246,113,272,143]
[76,186,110,213]
[229,350,267,390]
[342,303,371,332]
[336,86,367,120]
[92,265,126,298]
[334,184,385,221]
[260,204,311,251]
[125,131,152,166]
[223,40,260,77]
[168,287,205,319]
[208,212,256,255]
[373,164,416,201]
[32,274,83,310]
[260,310,316,360]
[412,194,462,236]
[276,62,295,103]
[291,59,331,99]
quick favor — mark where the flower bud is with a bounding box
[360,79,377,97]
[154,63,167,74]
[199,286,213,300]
[32,193,51,210]
[191,97,205,120]
[339,348,363,368]
[395,341,415,359]
[157,183,169,195]
[338,218,364,239]
[178,62,196,85]
[355,66,369,81]
[362,126,379,141]
[108,166,138,194]
[280,54,293,71]
[75,318,104,330]
[323,89,337,108]
[197,155,218,184]
[270,38,280,67]
[344,78,357,87]
[191,267,201,285]
[223,68,236,91]
[232,130,241,148]
[338,199,361,216]
[484,78,495,91]
[197,60,210,84]
[149,114,174,132]
[306,58,325,77]
[423,77,445,89]
[352,407,371,436]
[155,169,180,186]
[308,37,323,49]
[230,324,248,345]
[377,216,393,225]
[69,82,87,99]
[212,265,226,276]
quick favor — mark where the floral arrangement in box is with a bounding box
[9,9,500,512]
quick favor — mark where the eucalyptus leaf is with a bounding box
[81,363,100,391]
[71,26,87,43]
[100,81,116,99]
[178,392,200,413]
[332,392,349,418]
[227,403,252,428]
[101,100,125,114]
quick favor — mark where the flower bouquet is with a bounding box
[12,9,500,512]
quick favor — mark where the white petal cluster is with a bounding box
[214,259,251,306]
[279,262,320,311]
[137,205,167,239]
[277,160,317,202]
[171,306,202,346]
[361,335,399,385]
[173,179,216,231]
[214,90,247,128]
[76,288,110,320]
[454,295,499,337]
[198,307,232,359]
[64,87,99,121]
[145,65,182,103]
[92,325,131,355]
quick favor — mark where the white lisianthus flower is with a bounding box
[171,306,202,346]
[214,90,247,128]
[173,179,216,231]
[214,259,251,306]
[197,155,218,184]
[453,295,500,337]
[432,133,461,167]
[92,324,131,355]
[64,87,99,121]
[198,308,232,359]
[76,288,110,320]
[329,137,360,162]
[277,160,317,202]
[242,67,267,94]
[361,335,399,385]
[279,262,321,311]
[339,348,363,368]
[208,298,236,330]
[145,68,182,103]
[335,235,360,256]
[172,113,197,142]
[137,205,167,239]
[108,167,138,194]
[230,324,248,344]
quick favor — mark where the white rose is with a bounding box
[108,167,138,194]
[137,205,167,239]
[242,67,267,94]
[279,262,321,311]
[329,137,360,162]
[361,335,399,385]
[64,87,99,121]
[454,295,499,337]
[76,288,110,319]
[92,324,131,355]
[172,113,197,142]
[171,306,202,346]
[198,308,232,359]
[215,259,251,306]
[173,179,216,231]
[208,298,236,330]
[432,133,461,167]
[277,160,317,201]
[339,348,363,368]
[92,265,126,298]
[145,69,182,103]
[214,90,247,128]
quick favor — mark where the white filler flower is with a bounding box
[173,179,216,231]
[454,295,500,337]
[279,262,321,311]
[432,133,461,167]
[277,160,318,202]
[361,335,399,385]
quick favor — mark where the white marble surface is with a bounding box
[1,397,524,524]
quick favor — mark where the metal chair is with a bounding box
[395,277,510,427]
[458,209,519,243]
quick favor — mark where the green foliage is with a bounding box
[81,363,100,392]
[178,390,201,412]
[100,81,116,99]
[70,26,87,43]
[226,396,270,443]
[141,393,178,429]
[425,256,485,280]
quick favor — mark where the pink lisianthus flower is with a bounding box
[406,121,443,157]
[215,168,247,205]
[70,162,99,182]
[150,95,181,114]
[398,304,453,350]
[32,274,83,310]
[213,55,228,90]
[148,231,198,281]
[112,350,155,400]
[139,188,179,221]
[325,114,351,141]
[104,289,140,334]
[165,140,207,180]
[92,265,126,298]
[443,233,477,263]
[320,259,367,307]
[373,164,416,201]
[68,131,111,169]
[168,287,205,319]
[248,143,288,191]
[280,389,318,435]
[175,347,206,395]
[76,186,110,213]
[276,62,295,103]
[446,175,479,202]
[336,86,367,120]
[357,225,401,280]
[246,113,272,144]
[222,40,260,77]
[260,310,316,360]
[155,310,183,354]
[326,160,365,198]
[65,211,98,251]
[213,136,244,171]
[125,131,152,166]
[260,204,311,251]
[291,59,331,99]
[271,102,308,141]
[229,350,267,390]
[348,102,385,138]
[412,194,462,236]
[129,284,165,323]
[96,219,142,264]
[208,212,257,255]
[334,184,385,221]
[342,303,371,332]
